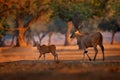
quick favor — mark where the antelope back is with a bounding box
[49,45,56,52]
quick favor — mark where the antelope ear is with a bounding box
[75,30,80,34]
[75,30,83,36]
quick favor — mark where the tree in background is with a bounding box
[0,0,52,47]
[0,18,9,46]
[50,0,93,45]
[97,0,120,44]
[47,18,67,45]
[0,0,120,47]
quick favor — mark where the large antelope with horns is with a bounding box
[70,30,105,61]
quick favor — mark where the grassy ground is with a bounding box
[0,43,120,80]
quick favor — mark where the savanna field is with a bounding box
[0,1,120,80]
[0,32,120,80]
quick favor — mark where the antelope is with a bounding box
[70,30,105,61]
[36,43,58,62]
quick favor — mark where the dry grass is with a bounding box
[0,43,120,80]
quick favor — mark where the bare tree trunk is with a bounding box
[0,32,6,47]
[0,37,2,46]
[18,28,27,47]
[37,32,48,45]
[111,32,115,45]
[32,37,36,47]
[48,32,53,45]
[16,18,27,47]
[64,21,73,46]
[10,35,15,47]
[0,37,4,47]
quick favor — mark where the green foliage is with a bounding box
[0,30,5,37]
[47,18,67,34]
[0,18,9,37]
[50,1,93,22]
[98,1,120,32]
[98,16,120,32]
[0,0,120,36]
[112,3,120,16]
[2,20,9,28]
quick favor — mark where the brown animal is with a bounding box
[70,30,105,61]
[36,44,58,61]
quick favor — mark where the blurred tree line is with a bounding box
[0,0,120,47]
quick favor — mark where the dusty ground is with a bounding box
[0,43,120,80]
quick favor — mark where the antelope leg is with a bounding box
[82,52,85,61]
[93,47,98,61]
[52,52,58,61]
[43,54,46,62]
[55,53,58,61]
[38,54,42,60]
[84,51,91,61]
[100,45,105,61]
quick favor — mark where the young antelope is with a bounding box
[36,44,58,62]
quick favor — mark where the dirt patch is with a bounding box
[0,61,120,80]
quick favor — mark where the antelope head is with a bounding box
[70,30,82,38]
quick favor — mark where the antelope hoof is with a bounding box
[55,60,60,64]
[103,59,105,61]
[89,59,92,61]
[93,59,95,61]
[84,51,88,53]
